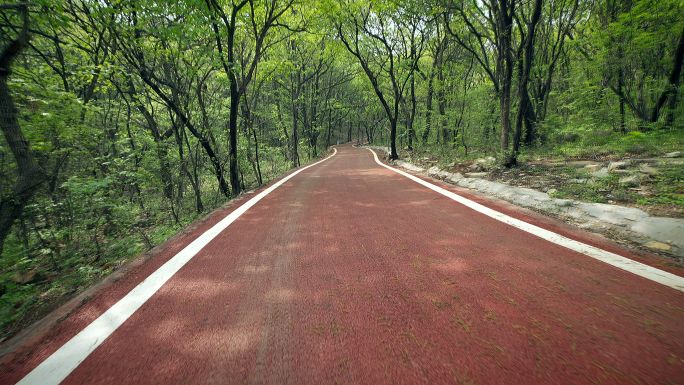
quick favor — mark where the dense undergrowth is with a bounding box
[0,154,293,341]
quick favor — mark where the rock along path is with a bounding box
[2,145,683,385]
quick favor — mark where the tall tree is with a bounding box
[334,0,424,160]
[205,0,294,194]
[0,4,46,253]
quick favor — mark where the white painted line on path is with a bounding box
[368,148,684,292]
[17,148,338,385]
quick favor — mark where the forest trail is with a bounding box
[2,145,684,385]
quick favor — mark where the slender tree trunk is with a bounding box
[326,107,333,147]
[619,81,626,133]
[156,141,175,202]
[228,69,240,194]
[617,44,627,133]
[182,130,204,213]
[423,67,435,143]
[251,124,262,185]
[123,104,144,208]
[438,75,448,144]
[407,74,417,151]
[356,123,361,145]
[276,101,290,159]
[292,101,300,167]
[240,94,262,186]
[290,62,302,168]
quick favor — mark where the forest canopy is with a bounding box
[1,0,682,338]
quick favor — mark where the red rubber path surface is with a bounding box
[2,145,683,384]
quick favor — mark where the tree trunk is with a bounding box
[251,124,263,185]
[182,129,204,213]
[423,37,445,144]
[326,107,333,147]
[619,80,626,133]
[423,67,435,143]
[389,117,398,159]
[407,74,417,151]
[0,79,47,253]
[0,5,47,253]
[650,25,684,124]
[292,102,300,167]
[496,0,515,158]
[508,0,542,166]
[522,92,537,144]
[437,74,448,144]
[228,65,241,195]
[617,44,627,133]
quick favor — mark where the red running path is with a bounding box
[2,145,683,385]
